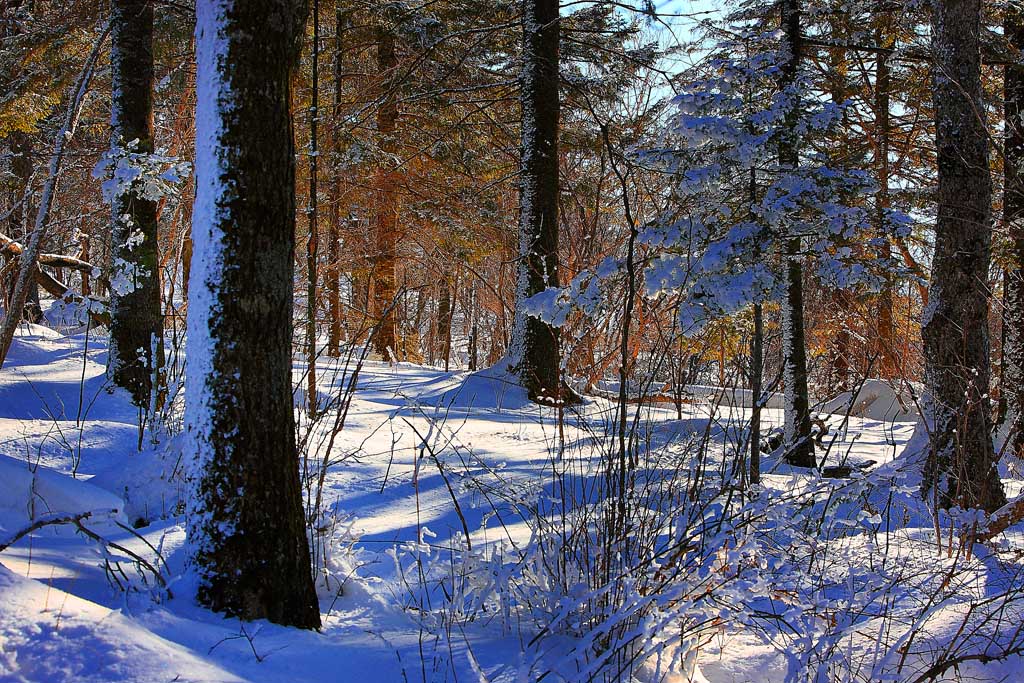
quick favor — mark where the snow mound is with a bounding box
[11,322,63,340]
[0,564,242,683]
[820,379,919,422]
[416,361,534,411]
[0,453,124,536]
[687,383,784,409]
[88,435,188,526]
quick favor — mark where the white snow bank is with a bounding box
[417,361,534,411]
[820,379,919,422]
[686,383,785,409]
[0,453,123,536]
[587,379,785,409]
[0,564,243,683]
[11,322,63,340]
[88,435,188,525]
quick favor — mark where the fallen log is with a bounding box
[1,231,99,275]
[973,493,1024,544]
[1,231,109,327]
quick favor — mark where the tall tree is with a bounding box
[923,0,1005,511]
[778,0,815,467]
[4,132,42,324]
[512,0,562,402]
[1002,1,1024,470]
[305,0,320,413]
[371,18,399,359]
[107,0,164,408]
[186,0,320,628]
[325,3,345,357]
[873,19,897,378]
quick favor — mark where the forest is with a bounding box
[1,0,1024,681]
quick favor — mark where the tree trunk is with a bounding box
[107,0,164,408]
[874,25,896,378]
[7,133,43,324]
[305,0,320,414]
[0,23,108,369]
[186,0,320,629]
[325,4,345,357]
[512,0,562,402]
[748,301,764,485]
[923,0,1006,512]
[1002,1,1024,471]
[468,283,478,371]
[779,0,815,467]
[437,274,452,370]
[371,23,399,359]
[78,231,92,297]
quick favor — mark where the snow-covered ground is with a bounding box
[0,322,1021,682]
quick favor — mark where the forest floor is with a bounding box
[0,321,1022,682]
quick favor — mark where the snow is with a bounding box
[185,0,236,574]
[1,323,1022,682]
[819,378,920,423]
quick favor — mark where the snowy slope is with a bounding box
[0,323,1022,682]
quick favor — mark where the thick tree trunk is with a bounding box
[1002,2,1024,470]
[779,0,815,467]
[512,0,562,402]
[371,24,399,359]
[923,0,1005,512]
[186,0,320,629]
[107,0,164,408]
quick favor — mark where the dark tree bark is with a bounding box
[371,22,399,359]
[779,0,815,467]
[750,302,764,485]
[186,0,320,629]
[826,43,854,393]
[923,0,1005,512]
[437,274,453,371]
[514,0,562,402]
[1002,2,1024,469]
[107,0,164,408]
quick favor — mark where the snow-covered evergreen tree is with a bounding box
[637,18,888,466]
